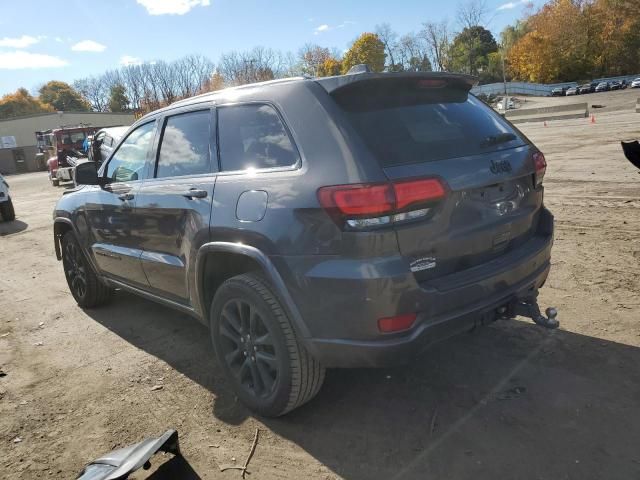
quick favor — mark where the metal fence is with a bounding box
[471,74,640,97]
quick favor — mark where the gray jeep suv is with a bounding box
[53,70,556,416]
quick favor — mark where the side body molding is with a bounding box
[195,242,311,339]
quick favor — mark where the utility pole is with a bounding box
[501,42,508,113]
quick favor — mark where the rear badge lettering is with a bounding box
[410,257,437,272]
[490,159,512,174]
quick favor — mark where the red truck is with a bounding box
[37,126,98,186]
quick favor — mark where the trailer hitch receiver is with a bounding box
[513,292,559,329]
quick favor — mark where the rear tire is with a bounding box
[61,231,113,308]
[210,273,325,417]
[0,197,15,221]
[51,177,59,187]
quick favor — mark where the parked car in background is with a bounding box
[565,86,580,96]
[496,98,515,110]
[609,80,622,90]
[0,173,15,221]
[54,69,557,416]
[595,81,610,92]
[551,86,568,96]
[89,126,130,165]
[631,78,640,88]
[578,83,595,94]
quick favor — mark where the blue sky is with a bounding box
[0,0,535,96]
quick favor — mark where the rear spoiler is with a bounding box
[314,72,478,95]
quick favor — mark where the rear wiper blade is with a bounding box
[482,133,516,147]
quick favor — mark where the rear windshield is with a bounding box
[332,81,525,167]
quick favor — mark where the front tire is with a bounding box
[61,231,112,308]
[210,273,325,417]
[0,197,15,221]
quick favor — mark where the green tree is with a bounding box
[0,88,53,119]
[38,81,90,111]
[342,33,386,73]
[108,84,129,112]
[449,26,498,76]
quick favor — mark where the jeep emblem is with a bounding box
[490,159,512,174]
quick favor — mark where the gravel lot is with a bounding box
[1,88,639,480]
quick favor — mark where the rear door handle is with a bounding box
[183,188,207,199]
[118,193,134,201]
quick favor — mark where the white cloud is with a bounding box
[497,0,528,10]
[0,35,41,48]
[313,24,330,35]
[136,0,210,15]
[120,55,143,66]
[313,21,354,35]
[54,37,64,43]
[71,40,107,52]
[0,50,68,69]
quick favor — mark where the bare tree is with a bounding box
[375,23,400,70]
[297,44,332,76]
[218,47,288,86]
[456,0,489,29]
[397,33,431,71]
[73,76,108,111]
[422,21,451,71]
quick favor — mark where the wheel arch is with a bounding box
[53,218,74,260]
[195,242,311,339]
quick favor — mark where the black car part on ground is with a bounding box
[75,429,180,480]
[621,141,640,170]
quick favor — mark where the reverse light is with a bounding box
[378,313,417,333]
[533,152,546,187]
[318,178,447,230]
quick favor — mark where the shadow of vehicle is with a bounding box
[147,455,202,479]
[0,219,28,236]
[87,290,640,479]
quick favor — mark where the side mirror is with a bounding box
[74,161,101,185]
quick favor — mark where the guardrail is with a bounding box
[505,102,589,124]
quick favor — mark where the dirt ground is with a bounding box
[1,88,639,480]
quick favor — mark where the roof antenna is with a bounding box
[346,64,371,75]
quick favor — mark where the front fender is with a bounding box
[195,242,311,339]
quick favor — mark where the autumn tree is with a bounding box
[0,88,53,119]
[317,57,343,76]
[342,33,386,73]
[38,81,90,111]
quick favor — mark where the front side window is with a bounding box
[105,122,155,183]
[218,104,298,172]
[156,110,211,178]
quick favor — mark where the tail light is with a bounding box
[378,313,417,333]
[533,152,546,187]
[318,177,447,229]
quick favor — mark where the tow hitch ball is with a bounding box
[511,293,559,329]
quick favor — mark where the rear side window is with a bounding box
[156,110,211,178]
[218,104,298,172]
[333,80,525,167]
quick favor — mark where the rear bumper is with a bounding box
[56,167,74,181]
[278,208,554,368]
[305,261,550,367]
